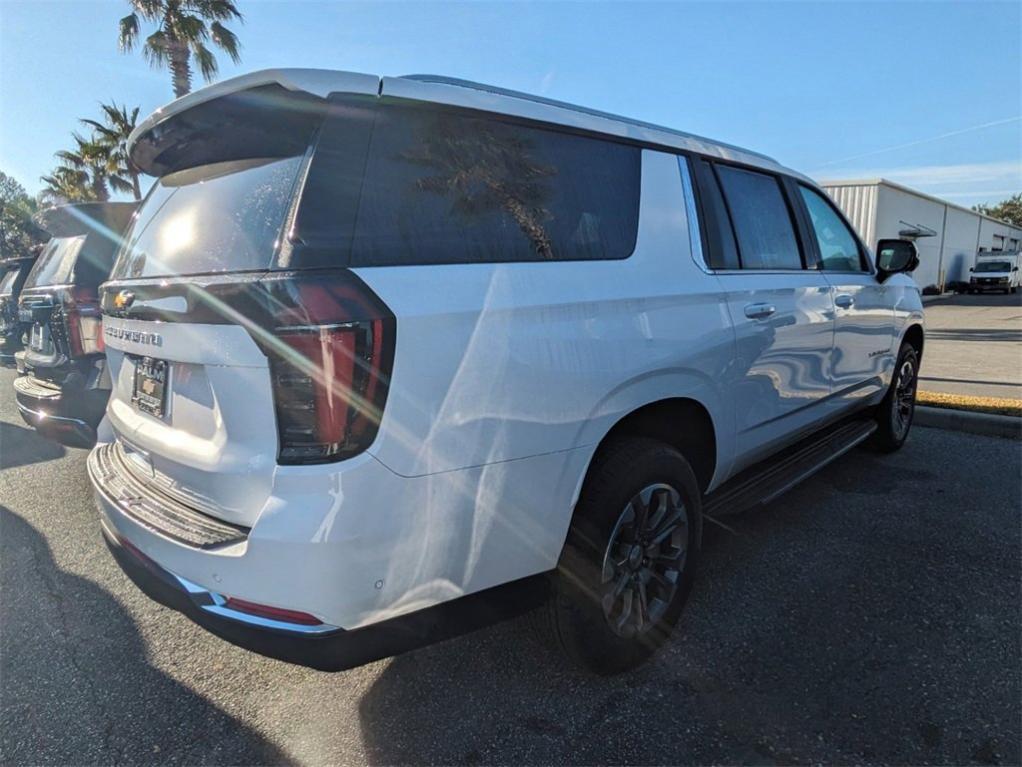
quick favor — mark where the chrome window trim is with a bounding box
[677,156,711,275]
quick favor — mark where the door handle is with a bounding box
[835,294,855,309]
[744,303,776,319]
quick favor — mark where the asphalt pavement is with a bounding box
[921,291,1022,399]
[1,365,1020,766]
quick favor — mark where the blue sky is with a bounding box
[2,0,1019,206]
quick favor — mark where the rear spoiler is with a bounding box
[33,202,138,239]
[128,70,380,177]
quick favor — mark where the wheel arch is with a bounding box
[572,396,720,508]
[901,323,924,360]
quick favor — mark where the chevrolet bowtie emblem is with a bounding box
[113,290,135,310]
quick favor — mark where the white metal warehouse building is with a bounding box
[820,178,1022,290]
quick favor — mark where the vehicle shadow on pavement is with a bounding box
[356,436,1020,766]
[0,507,290,766]
[0,422,66,470]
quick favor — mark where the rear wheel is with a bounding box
[870,343,919,453]
[543,438,702,674]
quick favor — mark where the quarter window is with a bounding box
[799,186,865,271]
[349,104,641,266]
[691,159,740,270]
[716,166,803,270]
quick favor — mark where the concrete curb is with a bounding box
[915,406,1022,440]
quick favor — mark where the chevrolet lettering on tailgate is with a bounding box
[105,325,163,347]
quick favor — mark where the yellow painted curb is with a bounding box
[917,390,1022,418]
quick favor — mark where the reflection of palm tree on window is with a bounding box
[402,116,558,259]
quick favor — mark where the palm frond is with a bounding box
[129,0,166,20]
[191,42,218,81]
[107,175,135,195]
[209,21,241,62]
[118,13,140,51]
[142,29,170,67]
[193,0,243,22]
[174,14,209,44]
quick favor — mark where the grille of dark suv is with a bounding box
[88,443,250,549]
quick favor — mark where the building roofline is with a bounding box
[819,177,1022,232]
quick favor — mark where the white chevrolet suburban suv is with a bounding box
[88,69,924,673]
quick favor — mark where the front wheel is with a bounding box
[870,343,919,453]
[542,437,702,674]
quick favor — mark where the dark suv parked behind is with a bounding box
[0,252,40,367]
[14,202,136,447]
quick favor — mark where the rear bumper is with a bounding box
[87,436,583,668]
[100,514,543,671]
[13,374,107,448]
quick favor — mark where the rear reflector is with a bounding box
[223,596,323,626]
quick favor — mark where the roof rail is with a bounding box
[400,74,776,163]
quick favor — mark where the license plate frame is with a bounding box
[132,356,168,418]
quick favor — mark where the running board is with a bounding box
[705,418,877,518]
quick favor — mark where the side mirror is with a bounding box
[969,267,974,272]
[876,239,919,282]
[1014,266,1019,272]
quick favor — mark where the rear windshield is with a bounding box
[111,156,305,279]
[975,261,1012,272]
[24,236,86,288]
[0,268,19,295]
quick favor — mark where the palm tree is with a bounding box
[118,0,243,98]
[39,166,94,205]
[54,134,112,202]
[81,102,143,200]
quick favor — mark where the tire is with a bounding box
[869,343,919,453]
[542,437,702,674]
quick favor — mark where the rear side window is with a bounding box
[24,236,86,288]
[799,186,865,271]
[716,166,802,270]
[112,156,305,279]
[350,105,641,266]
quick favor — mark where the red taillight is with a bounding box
[262,271,394,465]
[223,596,323,626]
[64,286,104,356]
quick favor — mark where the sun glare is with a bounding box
[158,209,197,257]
